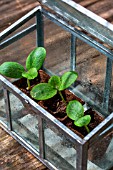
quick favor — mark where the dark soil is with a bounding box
[13,70,104,138]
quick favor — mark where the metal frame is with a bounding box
[39,0,113,47]
[0,2,113,170]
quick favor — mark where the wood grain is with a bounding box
[0,127,49,170]
[0,0,39,32]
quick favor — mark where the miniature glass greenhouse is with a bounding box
[0,0,113,170]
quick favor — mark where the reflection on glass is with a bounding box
[44,18,71,75]
[9,92,39,152]
[44,120,77,170]
[0,87,7,125]
[88,131,113,170]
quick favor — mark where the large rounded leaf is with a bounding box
[74,115,91,127]
[22,68,38,80]
[26,47,46,71]
[66,100,84,121]
[59,71,78,91]
[30,83,57,100]
[48,75,61,89]
[0,62,25,78]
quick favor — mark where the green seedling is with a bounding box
[66,100,91,133]
[0,47,46,90]
[30,71,78,104]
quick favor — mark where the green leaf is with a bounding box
[74,115,91,127]
[48,75,61,89]
[0,62,25,78]
[26,47,46,71]
[59,71,78,91]
[30,83,57,100]
[66,100,84,121]
[22,68,38,80]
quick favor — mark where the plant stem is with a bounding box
[27,79,31,90]
[58,91,67,105]
[85,125,90,133]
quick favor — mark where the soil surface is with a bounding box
[14,70,104,138]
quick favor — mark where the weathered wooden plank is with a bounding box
[0,0,40,32]
[0,127,48,170]
[78,0,113,23]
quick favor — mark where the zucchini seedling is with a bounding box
[30,71,78,104]
[0,47,46,90]
[66,100,91,133]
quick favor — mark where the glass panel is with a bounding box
[44,120,77,170]
[88,130,113,170]
[1,20,36,70]
[0,85,7,125]
[1,17,36,42]
[44,120,108,170]
[9,92,39,151]
[44,17,71,75]
[71,39,110,114]
[110,68,113,112]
